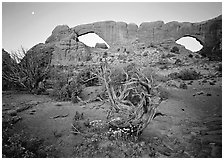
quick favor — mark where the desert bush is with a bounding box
[109,67,128,92]
[50,73,83,101]
[2,46,52,92]
[169,69,201,80]
[170,46,180,54]
[50,65,98,101]
[2,115,56,158]
[50,79,83,102]
[77,66,100,87]
[2,131,47,158]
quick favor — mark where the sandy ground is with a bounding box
[2,77,222,157]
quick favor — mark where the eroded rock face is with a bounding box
[27,15,221,65]
[44,25,91,65]
[45,25,78,43]
[71,15,222,60]
[51,40,91,66]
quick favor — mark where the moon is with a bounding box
[32,11,35,15]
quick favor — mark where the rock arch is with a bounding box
[45,15,222,61]
[177,35,204,46]
[176,36,203,52]
[78,32,110,48]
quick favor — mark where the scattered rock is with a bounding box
[29,109,36,115]
[142,51,149,56]
[190,131,197,136]
[201,79,207,83]
[196,91,204,95]
[206,93,212,96]
[187,80,193,85]
[209,81,216,85]
[55,103,63,106]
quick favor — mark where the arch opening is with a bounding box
[78,33,110,49]
[176,36,203,52]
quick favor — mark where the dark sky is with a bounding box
[2,2,222,52]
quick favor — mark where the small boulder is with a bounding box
[142,51,149,56]
[196,91,204,95]
[7,110,17,116]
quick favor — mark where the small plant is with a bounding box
[170,46,180,54]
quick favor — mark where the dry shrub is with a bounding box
[49,67,81,101]
[2,46,53,92]
[169,69,201,80]
[49,65,99,102]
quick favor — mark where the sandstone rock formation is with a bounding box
[71,15,222,60]
[26,15,221,65]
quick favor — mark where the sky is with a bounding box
[2,2,222,52]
